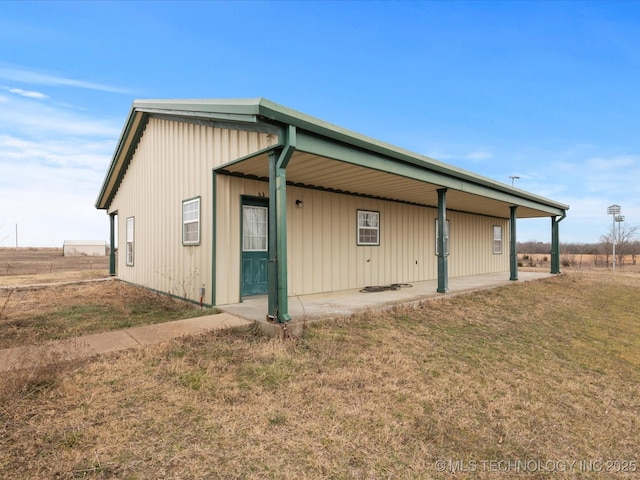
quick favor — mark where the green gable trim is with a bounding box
[96,109,148,210]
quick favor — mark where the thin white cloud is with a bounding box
[1,86,48,99]
[0,63,134,95]
[0,134,112,171]
[0,95,121,137]
[425,148,494,163]
[587,155,638,170]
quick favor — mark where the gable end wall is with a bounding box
[108,117,277,302]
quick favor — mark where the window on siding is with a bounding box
[493,225,503,254]
[357,210,380,246]
[182,197,201,245]
[125,217,134,266]
[435,219,450,255]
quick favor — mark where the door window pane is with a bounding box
[243,206,268,251]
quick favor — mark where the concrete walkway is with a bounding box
[0,313,252,372]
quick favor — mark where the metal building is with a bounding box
[63,240,106,257]
[96,98,569,323]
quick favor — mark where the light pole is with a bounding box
[607,205,621,271]
[509,176,520,186]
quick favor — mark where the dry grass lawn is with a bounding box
[1,270,639,479]
[0,248,216,349]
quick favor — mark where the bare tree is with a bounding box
[614,223,639,266]
[599,233,613,268]
[630,240,640,265]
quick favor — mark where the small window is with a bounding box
[435,219,450,255]
[125,216,134,266]
[493,225,503,254]
[357,210,380,246]
[182,197,200,245]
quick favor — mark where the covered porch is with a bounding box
[216,121,567,324]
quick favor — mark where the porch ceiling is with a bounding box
[218,151,553,219]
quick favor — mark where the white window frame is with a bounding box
[125,216,134,266]
[357,210,380,246]
[435,219,450,255]
[493,225,503,254]
[182,197,201,245]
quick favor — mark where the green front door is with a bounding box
[241,200,269,296]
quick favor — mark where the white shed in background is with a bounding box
[63,240,106,257]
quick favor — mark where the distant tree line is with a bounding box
[518,222,639,267]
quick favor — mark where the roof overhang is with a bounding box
[216,129,568,219]
[97,98,569,219]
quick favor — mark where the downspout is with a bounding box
[509,206,518,281]
[436,188,448,293]
[268,125,296,323]
[211,170,217,307]
[550,211,566,274]
[109,213,116,276]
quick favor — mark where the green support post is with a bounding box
[437,188,448,293]
[109,213,116,276]
[510,206,518,281]
[268,151,279,319]
[267,126,296,323]
[551,216,561,274]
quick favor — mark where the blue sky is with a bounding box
[1,0,639,247]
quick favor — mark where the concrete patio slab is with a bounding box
[220,272,555,327]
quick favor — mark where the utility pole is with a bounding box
[15,223,18,249]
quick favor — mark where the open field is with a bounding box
[0,248,110,286]
[519,252,639,271]
[1,270,639,479]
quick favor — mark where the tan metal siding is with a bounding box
[447,212,510,277]
[286,189,442,296]
[108,118,276,303]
